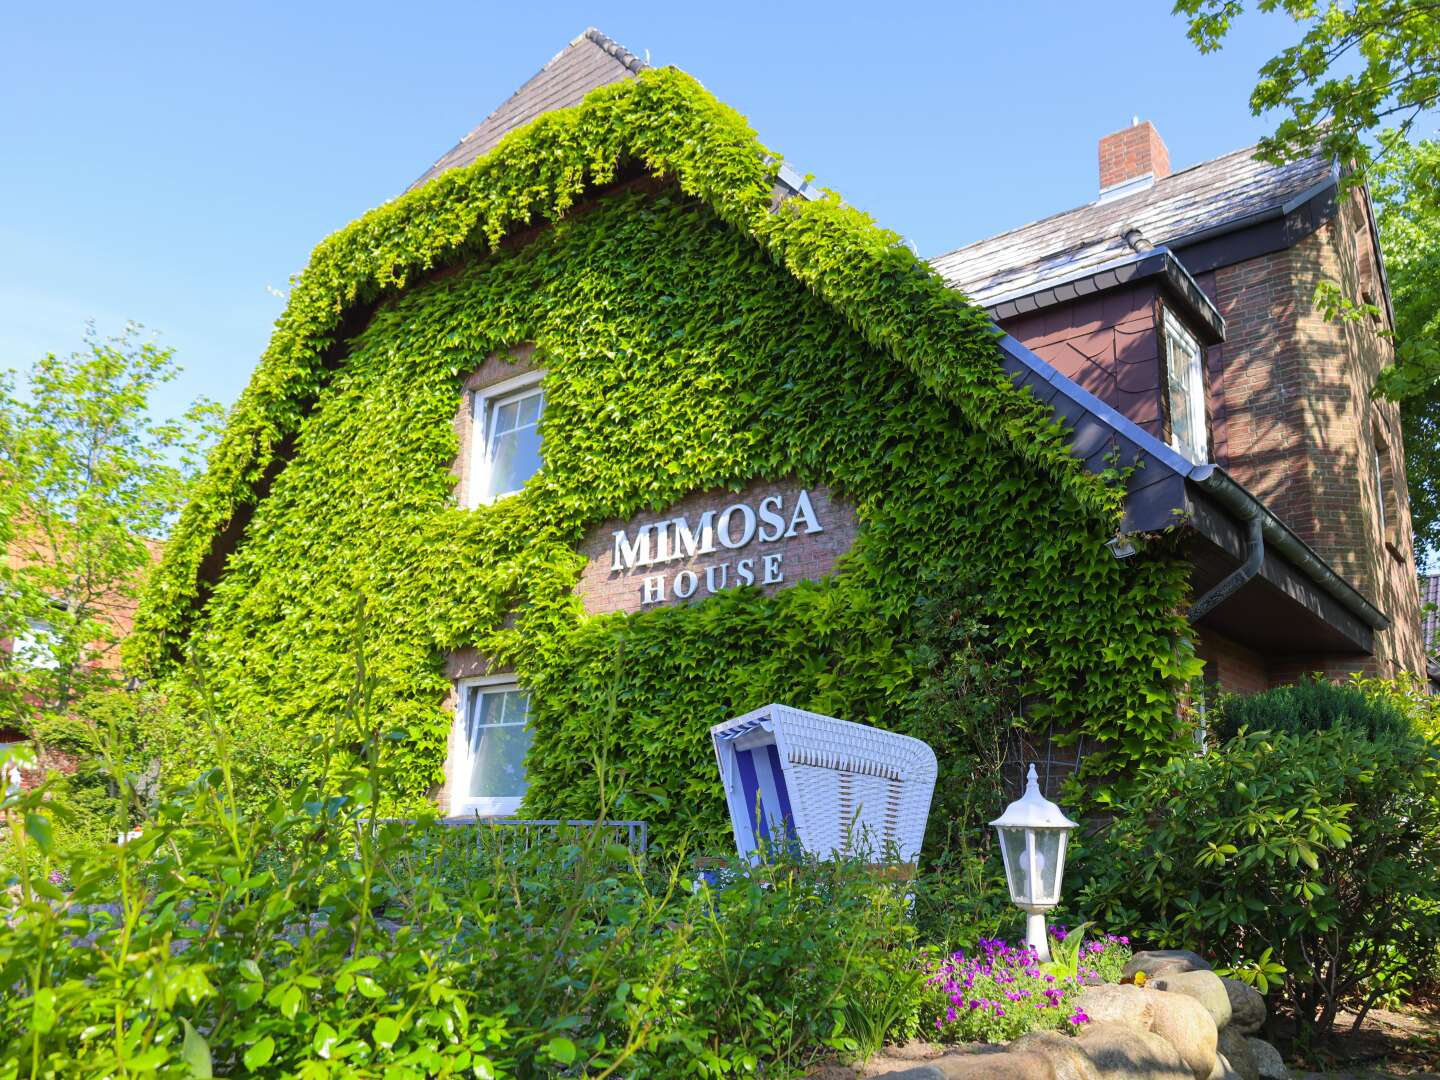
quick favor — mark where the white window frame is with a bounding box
[450,674,531,818]
[12,617,59,671]
[467,369,545,508]
[0,739,23,798]
[1162,309,1209,463]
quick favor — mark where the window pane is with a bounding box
[1165,316,1205,461]
[492,399,520,436]
[13,619,58,671]
[487,422,543,498]
[465,689,531,800]
[1169,367,1194,457]
[517,390,542,427]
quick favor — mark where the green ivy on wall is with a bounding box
[132,68,1200,846]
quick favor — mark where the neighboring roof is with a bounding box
[930,146,1336,305]
[409,28,646,190]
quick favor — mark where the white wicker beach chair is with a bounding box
[709,704,938,866]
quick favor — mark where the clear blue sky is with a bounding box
[3,1,1312,420]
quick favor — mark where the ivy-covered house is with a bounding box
[131,30,1425,834]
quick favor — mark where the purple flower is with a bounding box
[1070,1009,1090,1025]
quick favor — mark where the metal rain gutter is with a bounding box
[1187,464,1390,631]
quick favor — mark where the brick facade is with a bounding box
[999,189,1426,691]
[1197,189,1426,681]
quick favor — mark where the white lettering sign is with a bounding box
[605,489,826,606]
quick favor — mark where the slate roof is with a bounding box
[409,28,646,191]
[930,146,1336,305]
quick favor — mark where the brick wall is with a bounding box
[1195,627,1269,695]
[1198,189,1427,679]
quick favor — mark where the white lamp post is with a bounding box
[990,764,1078,962]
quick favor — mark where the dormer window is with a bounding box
[1162,309,1208,463]
[470,370,545,505]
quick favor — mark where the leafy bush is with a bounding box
[1209,674,1412,743]
[635,853,922,1074]
[1080,686,1440,1043]
[1,675,926,1077]
[921,930,1131,1043]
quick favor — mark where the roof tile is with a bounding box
[930,147,1334,305]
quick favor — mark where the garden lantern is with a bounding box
[990,764,1078,962]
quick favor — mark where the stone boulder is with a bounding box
[1011,1030,1100,1080]
[885,1047,1056,1080]
[1150,970,1233,1031]
[1244,1038,1287,1080]
[1077,1021,1192,1080]
[1075,983,1155,1029]
[1219,979,1265,1036]
[1145,988,1219,1080]
[1216,1026,1258,1080]
[1207,1053,1243,1080]
[1123,950,1213,983]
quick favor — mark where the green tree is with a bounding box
[1370,134,1440,564]
[1174,0,1440,174]
[0,323,221,724]
[1171,3,1440,559]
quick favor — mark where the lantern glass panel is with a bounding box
[1033,828,1064,904]
[999,826,1031,903]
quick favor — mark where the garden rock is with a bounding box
[1075,983,1155,1030]
[1077,1021,1191,1080]
[887,1047,1056,1080]
[1011,1030,1100,1080]
[937,1052,1056,1080]
[1123,950,1213,983]
[1144,987,1218,1080]
[1243,1038,1287,1079]
[1150,970,1232,1031]
[1219,979,1265,1036]
[1206,1052,1243,1080]
[1216,1026,1258,1080]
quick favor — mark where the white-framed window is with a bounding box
[0,739,23,798]
[1162,309,1209,463]
[469,370,545,506]
[11,618,58,670]
[452,675,532,817]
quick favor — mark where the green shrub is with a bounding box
[1080,698,1440,1043]
[637,853,921,1074]
[1209,674,1411,743]
[1,663,926,1078]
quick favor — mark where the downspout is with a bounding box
[1188,513,1264,623]
[1188,465,1390,631]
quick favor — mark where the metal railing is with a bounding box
[373,816,649,857]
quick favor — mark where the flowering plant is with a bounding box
[922,930,1132,1043]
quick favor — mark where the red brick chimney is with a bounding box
[1099,120,1171,194]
